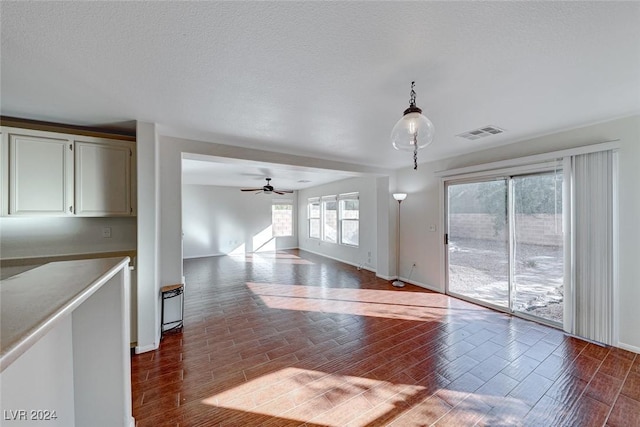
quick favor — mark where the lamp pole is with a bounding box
[392,193,407,287]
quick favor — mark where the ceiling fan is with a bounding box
[240,178,293,195]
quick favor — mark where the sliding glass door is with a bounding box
[446,171,564,326]
[447,179,510,309]
[511,172,564,324]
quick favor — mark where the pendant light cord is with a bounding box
[409,81,416,108]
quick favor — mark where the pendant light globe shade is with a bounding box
[391,111,435,152]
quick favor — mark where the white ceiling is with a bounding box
[182,154,358,190]
[1,2,639,186]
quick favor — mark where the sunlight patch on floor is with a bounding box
[235,252,315,265]
[201,366,529,425]
[247,282,484,321]
[202,367,425,426]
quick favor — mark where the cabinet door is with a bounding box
[75,141,131,216]
[9,134,74,215]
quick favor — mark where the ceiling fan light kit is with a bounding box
[391,81,435,170]
[240,177,293,195]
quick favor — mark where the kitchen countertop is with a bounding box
[0,257,130,371]
[0,250,136,280]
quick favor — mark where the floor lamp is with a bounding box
[392,193,407,287]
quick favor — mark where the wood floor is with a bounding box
[131,250,640,426]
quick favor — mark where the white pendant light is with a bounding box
[391,81,434,170]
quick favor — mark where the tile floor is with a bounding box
[131,250,639,426]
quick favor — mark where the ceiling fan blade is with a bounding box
[241,178,293,195]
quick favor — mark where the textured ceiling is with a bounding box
[182,155,358,190]
[1,1,639,174]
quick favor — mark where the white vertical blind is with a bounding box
[562,157,573,334]
[572,150,616,345]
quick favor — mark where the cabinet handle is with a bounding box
[69,206,73,213]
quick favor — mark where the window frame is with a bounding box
[338,192,359,247]
[308,197,320,239]
[271,199,294,237]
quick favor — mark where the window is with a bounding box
[309,192,359,245]
[308,198,320,239]
[322,196,337,243]
[272,200,293,237]
[339,193,359,246]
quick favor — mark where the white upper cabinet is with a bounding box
[9,133,74,216]
[1,126,136,217]
[75,141,132,216]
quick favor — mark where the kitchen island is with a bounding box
[0,257,134,427]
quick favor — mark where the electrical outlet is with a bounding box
[102,227,112,238]
[428,225,436,232]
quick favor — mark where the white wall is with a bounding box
[376,176,393,279]
[0,217,136,258]
[182,185,297,257]
[393,161,443,292]
[396,115,640,352]
[135,121,160,353]
[297,176,378,271]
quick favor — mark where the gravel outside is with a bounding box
[448,237,563,323]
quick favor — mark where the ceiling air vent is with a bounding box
[457,125,504,141]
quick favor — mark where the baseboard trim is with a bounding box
[617,341,640,354]
[185,248,378,275]
[299,248,376,274]
[135,342,158,354]
[135,328,161,354]
[398,277,444,293]
[274,246,299,251]
[183,253,225,260]
[184,247,303,260]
